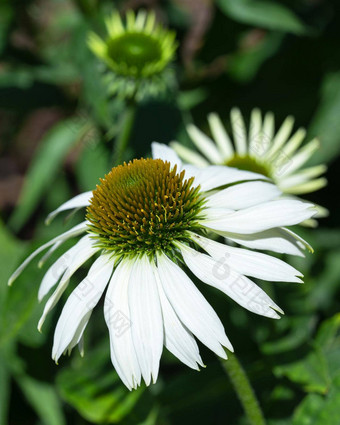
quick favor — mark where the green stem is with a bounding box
[220,352,266,425]
[74,0,97,17]
[112,102,137,166]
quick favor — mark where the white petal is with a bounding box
[38,240,63,268]
[189,165,266,192]
[104,259,141,390]
[281,178,327,195]
[221,227,312,256]
[178,242,282,319]
[278,138,320,177]
[66,310,91,357]
[151,142,182,171]
[52,254,114,362]
[201,200,316,234]
[265,115,294,158]
[128,256,163,386]
[38,235,99,331]
[8,222,88,286]
[155,271,204,370]
[260,111,275,155]
[278,165,327,190]
[135,10,147,29]
[230,108,247,155]
[279,128,306,158]
[248,108,265,158]
[38,243,79,301]
[205,181,281,210]
[188,233,302,282]
[208,113,234,159]
[156,253,233,358]
[170,141,210,167]
[45,192,93,225]
[186,124,222,164]
[38,235,99,301]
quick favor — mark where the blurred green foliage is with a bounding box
[1,0,340,424]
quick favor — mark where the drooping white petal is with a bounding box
[45,192,93,225]
[52,254,114,362]
[188,165,266,192]
[128,256,163,386]
[151,142,182,171]
[205,181,281,210]
[156,253,233,358]
[65,310,91,357]
[38,235,100,301]
[219,227,311,256]
[186,124,222,164]
[201,200,316,234]
[38,235,99,331]
[155,270,204,370]
[230,108,247,155]
[104,259,141,390]
[208,113,234,159]
[8,222,88,286]
[177,242,282,319]
[38,240,63,268]
[170,141,210,167]
[38,243,80,301]
[188,233,302,282]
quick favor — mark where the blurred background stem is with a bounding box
[220,352,266,425]
[112,102,137,166]
[74,0,98,17]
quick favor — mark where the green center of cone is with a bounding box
[225,155,271,178]
[107,33,162,76]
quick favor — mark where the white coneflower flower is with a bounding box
[9,144,316,390]
[171,108,327,226]
[88,10,177,100]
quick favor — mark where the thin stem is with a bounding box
[74,0,97,17]
[220,352,266,425]
[112,102,137,166]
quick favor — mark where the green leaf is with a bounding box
[16,375,66,425]
[57,341,144,423]
[0,220,26,306]
[292,373,340,425]
[308,72,340,165]
[178,88,208,111]
[275,314,340,394]
[0,214,70,347]
[229,33,283,82]
[75,137,110,191]
[8,118,89,232]
[0,344,13,425]
[217,0,307,34]
[261,316,317,355]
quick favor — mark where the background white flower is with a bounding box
[8,145,316,390]
[171,108,327,226]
